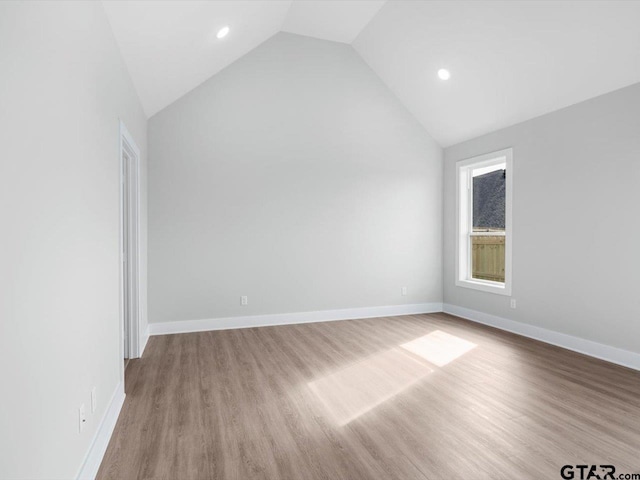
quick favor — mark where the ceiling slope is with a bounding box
[282,0,386,43]
[102,0,292,117]
[353,1,640,146]
[104,0,640,144]
[102,0,386,117]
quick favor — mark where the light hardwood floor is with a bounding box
[97,313,640,479]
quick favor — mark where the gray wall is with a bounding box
[444,83,640,353]
[0,2,147,478]
[149,32,442,324]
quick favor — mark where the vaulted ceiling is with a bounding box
[102,0,386,119]
[354,1,640,146]
[103,0,640,146]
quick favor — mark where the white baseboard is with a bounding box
[76,382,126,480]
[149,303,443,336]
[443,303,640,371]
[148,301,639,369]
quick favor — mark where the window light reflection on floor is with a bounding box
[308,348,433,426]
[400,330,477,367]
[307,330,477,426]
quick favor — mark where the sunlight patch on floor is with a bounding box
[307,348,433,426]
[400,330,477,367]
[307,330,478,425]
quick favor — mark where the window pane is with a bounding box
[471,235,505,282]
[472,166,505,282]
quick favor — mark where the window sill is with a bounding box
[456,278,511,296]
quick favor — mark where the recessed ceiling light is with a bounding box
[438,68,451,80]
[216,26,230,39]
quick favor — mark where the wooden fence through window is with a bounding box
[472,236,505,282]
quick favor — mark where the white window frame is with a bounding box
[455,148,513,296]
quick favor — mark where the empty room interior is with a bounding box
[2,1,640,479]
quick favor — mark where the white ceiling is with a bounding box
[102,0,385,117]
[102,1,291,118]
[103,0,640,146]
[282,0,386,44]
[354,1,640,146]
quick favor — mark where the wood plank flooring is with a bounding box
[97,313,640,479]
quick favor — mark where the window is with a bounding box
[456,148,512,295]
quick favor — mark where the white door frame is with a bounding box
[119,120,142,363]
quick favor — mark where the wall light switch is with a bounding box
[241,296,248,306]
[510,299,517,309]
[401,287,408,296]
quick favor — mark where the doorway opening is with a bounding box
[120,120,141,374]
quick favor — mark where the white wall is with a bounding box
[0,2,147,479]
[148,32,442,325]
[444,83,640,354]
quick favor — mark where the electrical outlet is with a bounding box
[510,299,517,309]
[241,296,248,306]
[91,387,97,413]
[79,404,86,433]
[401,286,407,296]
